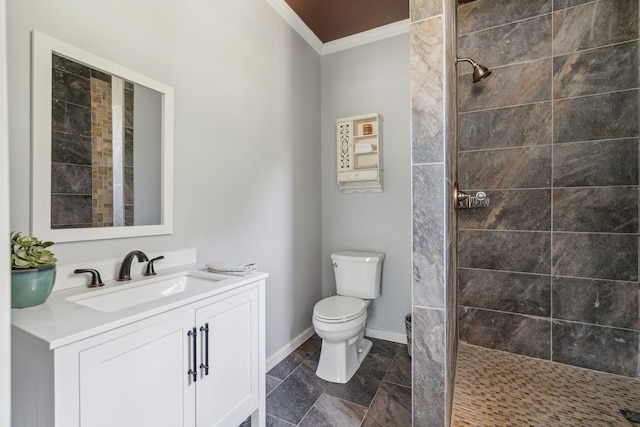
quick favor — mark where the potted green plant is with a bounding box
[10,232,57,308]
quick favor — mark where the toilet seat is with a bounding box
[313,295,366,323]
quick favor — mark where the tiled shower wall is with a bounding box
[51,56,134,228]
[457,0,639,378]
[51,54,93,228]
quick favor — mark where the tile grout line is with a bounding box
[459,136,639,154]
[458,10,552,38]
[358,345,402,426]
[382,378,413,389]
[459,228,637,236]
[458,305,640,333]
[459,87,639,116]
[550,8,555,364]
[458,266,639,283]
[291,343,327,426]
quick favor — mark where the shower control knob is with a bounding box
[475,191,487,201]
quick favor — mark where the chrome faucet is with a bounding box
[117,250,149,281]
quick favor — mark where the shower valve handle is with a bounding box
[456,190,471,202]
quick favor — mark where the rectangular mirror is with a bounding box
[31,31,174,242]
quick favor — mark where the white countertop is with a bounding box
[11,265,267,350]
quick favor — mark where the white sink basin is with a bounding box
[67,274,225,312]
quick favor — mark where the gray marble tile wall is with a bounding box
[410,0,458,426]
[411,0,458,425]
[457,0,640,378]
[445,2,459,418]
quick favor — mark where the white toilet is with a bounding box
[312,250,384,383]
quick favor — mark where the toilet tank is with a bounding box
[331,251,385,299]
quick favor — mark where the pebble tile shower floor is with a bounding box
[452,343,640,426]
[242,335,412,426]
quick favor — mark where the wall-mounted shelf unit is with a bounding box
[336,113,382,193]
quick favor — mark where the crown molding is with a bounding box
[321,19,410,55]
[265,0,324,54]
[266,0,410,56]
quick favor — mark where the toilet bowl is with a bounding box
[313,250,384,383]
[312,295,372,383]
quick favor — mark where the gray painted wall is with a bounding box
[7,0,322,358]
[0,0,11,424]
[320,34,412,337]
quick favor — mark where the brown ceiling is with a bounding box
[284,0,409,43]
[284,1,478,43]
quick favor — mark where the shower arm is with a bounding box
[455,57,478,67]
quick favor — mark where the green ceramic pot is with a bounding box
[11,265,57,308]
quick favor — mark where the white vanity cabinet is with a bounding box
[12,278,265,427]
[194,286,260,426]
[77,309,193,427]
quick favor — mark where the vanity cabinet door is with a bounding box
[78,310,195,427]
[194,286,260,427]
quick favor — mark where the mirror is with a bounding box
[31,31,174,242]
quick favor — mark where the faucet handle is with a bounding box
[74,269,104,288]
[143,256,165,276]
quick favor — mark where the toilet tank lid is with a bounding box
[331,251,385,262]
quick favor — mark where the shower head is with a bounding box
[456,57,492,83]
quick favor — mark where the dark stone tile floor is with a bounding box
[242,335,412,426]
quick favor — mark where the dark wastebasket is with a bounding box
[405,314,412,357]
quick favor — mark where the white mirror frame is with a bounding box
[31,31,174,242]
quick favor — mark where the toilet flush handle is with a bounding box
[332,262,338,268]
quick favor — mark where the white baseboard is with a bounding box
[365,327,407,345]
[266,326,315,372]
